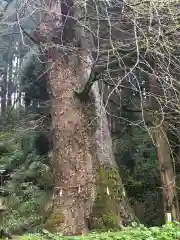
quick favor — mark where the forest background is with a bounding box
[0,0,180,238]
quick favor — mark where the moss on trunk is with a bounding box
[90,167,133,230]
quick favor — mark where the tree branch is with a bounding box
[74,44,145,101]
[74,70,99,101]
[20,25,38,44]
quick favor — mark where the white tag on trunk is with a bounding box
[106,186,110,195]
[165,212,172,223]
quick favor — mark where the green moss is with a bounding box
[90,167,125,230]
[44,205,65,232]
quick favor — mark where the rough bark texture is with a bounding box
[91,81,116,168]
[90,81,134,229]
[153,123,180,221]
[45,51,97,235]
[37,0,134,234]
[44,50,134,234]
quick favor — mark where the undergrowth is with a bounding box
[18,223,180,240]
[0,131,52,234]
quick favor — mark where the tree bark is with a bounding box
[1,70,7,115]
[44,49,98,235]
[33,0,134,234]
[7,51,13,107]
[44,49,134,234]
[153,122,180,222]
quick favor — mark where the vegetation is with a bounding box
[1,0,180,237]
[0,115,165,234]
[18,223,180,240]
[0,128,52,234]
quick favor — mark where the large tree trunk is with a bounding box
[45,50,134,234]
[153,122,180,222]
[38,0,134,235]
[45,52,97,235]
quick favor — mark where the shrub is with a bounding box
[18,223,180,240]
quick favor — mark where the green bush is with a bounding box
[0,130,52,234]
[18,223,180,240]
[114,126,164,226]
[3,182,48,234]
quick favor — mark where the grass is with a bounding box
[17,222,180,240]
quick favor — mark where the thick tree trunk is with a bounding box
[37,0,134,234]
[153,122,180,222]
[45,52,97,235]
[44,50,134,234]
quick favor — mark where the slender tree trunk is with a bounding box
[13,55,19,108]
[18,55,23,108]
[7,52,13,107]
[1,70,7,115]
[153,122,180,222]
